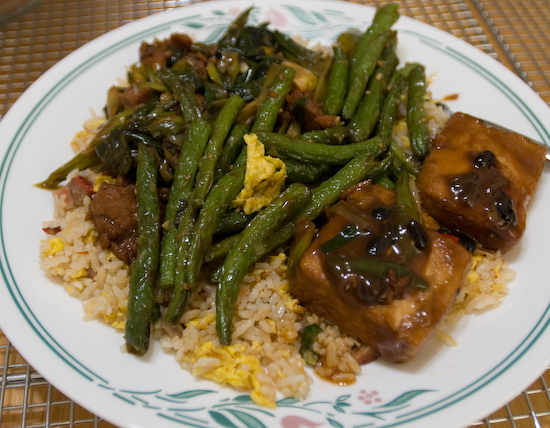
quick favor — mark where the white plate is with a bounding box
[0,1,549,427]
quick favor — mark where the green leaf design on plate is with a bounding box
[327,417,345,428]
[276,397,300,405]
[167,389,217,400]
[225,409,267,428]
[204,26,229,44]
[184,22,206,29]
[209,410,239,427]
[232,395,255,403]
[284,5,318,25]
[312,11,329,23]
[377,389,435,408]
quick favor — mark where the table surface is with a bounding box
[1,0,549,427]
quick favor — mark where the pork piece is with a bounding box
[88,179,138,264]
[52,175,94,210]
[289,184,472,363]
[120,85,154,109]
[283,88,340,131]
[417,112,546,253]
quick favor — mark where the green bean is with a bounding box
[255,131,385,165]
[192,95,246,210]
[214,123,249,183]
[35,146,100,189]
[341,30,393,121]
[125,144,161,356]
[214,210,256,236]
[159,118,211,289]
[146,115,185,138]
[156,67,201,123]
[283,158,324,184]
[342,3,399,120]
[216,183,312,344]
[407,64,429,160]
[377,73,406,146]
[348,34,398,143]
[186,164,247,290]
[236,63,282,126]
[250,67,296,133]
[297,152,385,220]
[323,45,349,116]
[205,234,239,264]
[164,205,195,324]
[390,139,421,176]
[295,126,349,145]
[347,3,399,86]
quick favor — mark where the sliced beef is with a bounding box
[88,180,138,264]
[417,112,547,253]
[289,183,472,363]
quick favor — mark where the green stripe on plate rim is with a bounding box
[0,5,548,426]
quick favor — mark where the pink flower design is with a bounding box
[227,7,242,18]
[359,389,383,405]
[281,415,324,428]
[263,8,288,27]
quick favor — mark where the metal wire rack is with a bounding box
[0,0,549,426]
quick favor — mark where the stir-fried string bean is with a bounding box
[348,33,398,143]
[125,143,161,355]
[342,2,400,120]
[159,118,212,289]
[192,95,246,210]
[406,64,429,160]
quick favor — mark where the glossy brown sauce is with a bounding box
[311,185,431,307]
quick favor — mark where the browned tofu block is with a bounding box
[289,184,472,363]
[417,112,546,253]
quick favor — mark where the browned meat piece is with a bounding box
[417,112,547,253]
[120,85,154,109]
[88,180,138,264]
[169,33,193,52]
[284,88,340,131]
[66,176,94,206]
[289,184,472,363]
[139,39,172,68]
[52,175,94,209]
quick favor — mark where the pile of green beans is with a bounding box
[40,2,435,352]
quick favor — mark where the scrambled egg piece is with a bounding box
[184,341,275,408]
[278,281,305,314]
[44,238,64,256]
[186,312,215,330]
[232,134,286,214]
[93,174,117,192]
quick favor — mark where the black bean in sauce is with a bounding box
[408,220,428,250]
[494,190,517,226]
[473,150,497,169]
[450,172,481,206]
